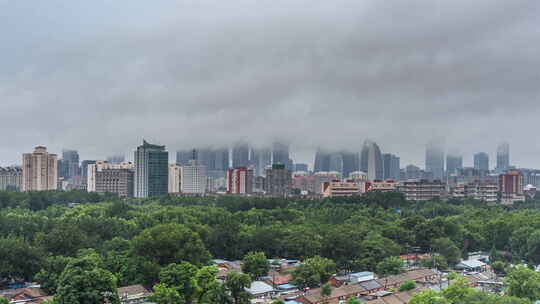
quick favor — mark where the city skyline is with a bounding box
[2,2,540,167]
[0,140,524,173]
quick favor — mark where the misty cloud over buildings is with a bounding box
[1,0,540,167]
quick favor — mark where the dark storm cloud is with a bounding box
[1,0,540,167]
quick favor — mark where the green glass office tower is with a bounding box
[134,140,168,198]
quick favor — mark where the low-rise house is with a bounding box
[363,288,423,304]
[330,271,374,287]
[118,285,152,304]
[247,281,275,299]
[455,260,487,272]
[0,288,49,303]
[375,269,437,289]
[297,270,436,304]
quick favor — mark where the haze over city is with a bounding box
[2,0,540,168]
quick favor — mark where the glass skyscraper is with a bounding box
[134,140,168,198]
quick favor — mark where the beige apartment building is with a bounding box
[22,146,58,191]
[87,160,135,197]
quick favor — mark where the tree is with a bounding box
[224,272,252,304]
[271,300,285,304]
[376,256,405,277]
[0,298,9,304]
[347,297,361,304]
[492,261,507,275]
[419,256,448,271]
[241,252,270,280]
[442,277,474,303]
[159,262,198,304]
[505,265,540,301]
[55,254,120,304]
[151,283,185,304]
[399,280,416,292]
[36,223,88,256]
[195,266,220,304]
[409,290,448,304]
[290,256,336,289]
[489,245,501,263]
[432,238,461,266]
[35,256,73,293]
[0,237,43,281]
[132,223,211,266]
[525,230,540,265]
[321,283,332,304]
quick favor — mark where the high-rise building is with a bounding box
[294,163,309,172]
[329,153,343,175]
[0,167,23,191]
[496,143,510,171]
[214,147,230,171]
[272,142,290,166]
[473,152,489,171]
[176,150,195,166]
[265,164,292,196]
[499,169,524,204]
[341,152,359,179]
[314,148,331,173]
[106,154,125,164]
[251,148,272,177]
[360,140,383,180]
[425,140,445,180]
[382,153,400,180]
[232,142,250,167]
[181,160,206,194]
[446,154,463,176]
[168,164,182,194]
[80,160,96,191]
[62,149,80,180]
[134,140,168,198]
[87,161,134,197]
[227,166,254,194]
[81,160,96,191]
[22,146,58,191]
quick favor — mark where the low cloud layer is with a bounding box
[1,0,540,168]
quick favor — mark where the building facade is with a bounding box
[22,146,58,191]
[181,160,206,194]
[496,143,510,172]
[232,142,250,168]
[322,180,363,197]
[314,148,331,173]
[449,181,498,203]
[382,153,400,181]
[499,169,525,204]
[168,164,182,194]
[87,161,134,197]
[398,180,446,201]
[251,148,272,177]
[446,154,463,176]
[360,140,383,180]
[473,152,489,171]
[0,167,22,191]
[265,164,292,196]
[227,166,254,194]
[341,152,360,179]
[62,149,80,180]
[425,140,445,180]
[134,140,169,198]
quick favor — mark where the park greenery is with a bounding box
[2,190,540,302]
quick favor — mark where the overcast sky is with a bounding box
[1,0,540,169]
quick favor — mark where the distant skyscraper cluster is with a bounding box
[8,137,531,204]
